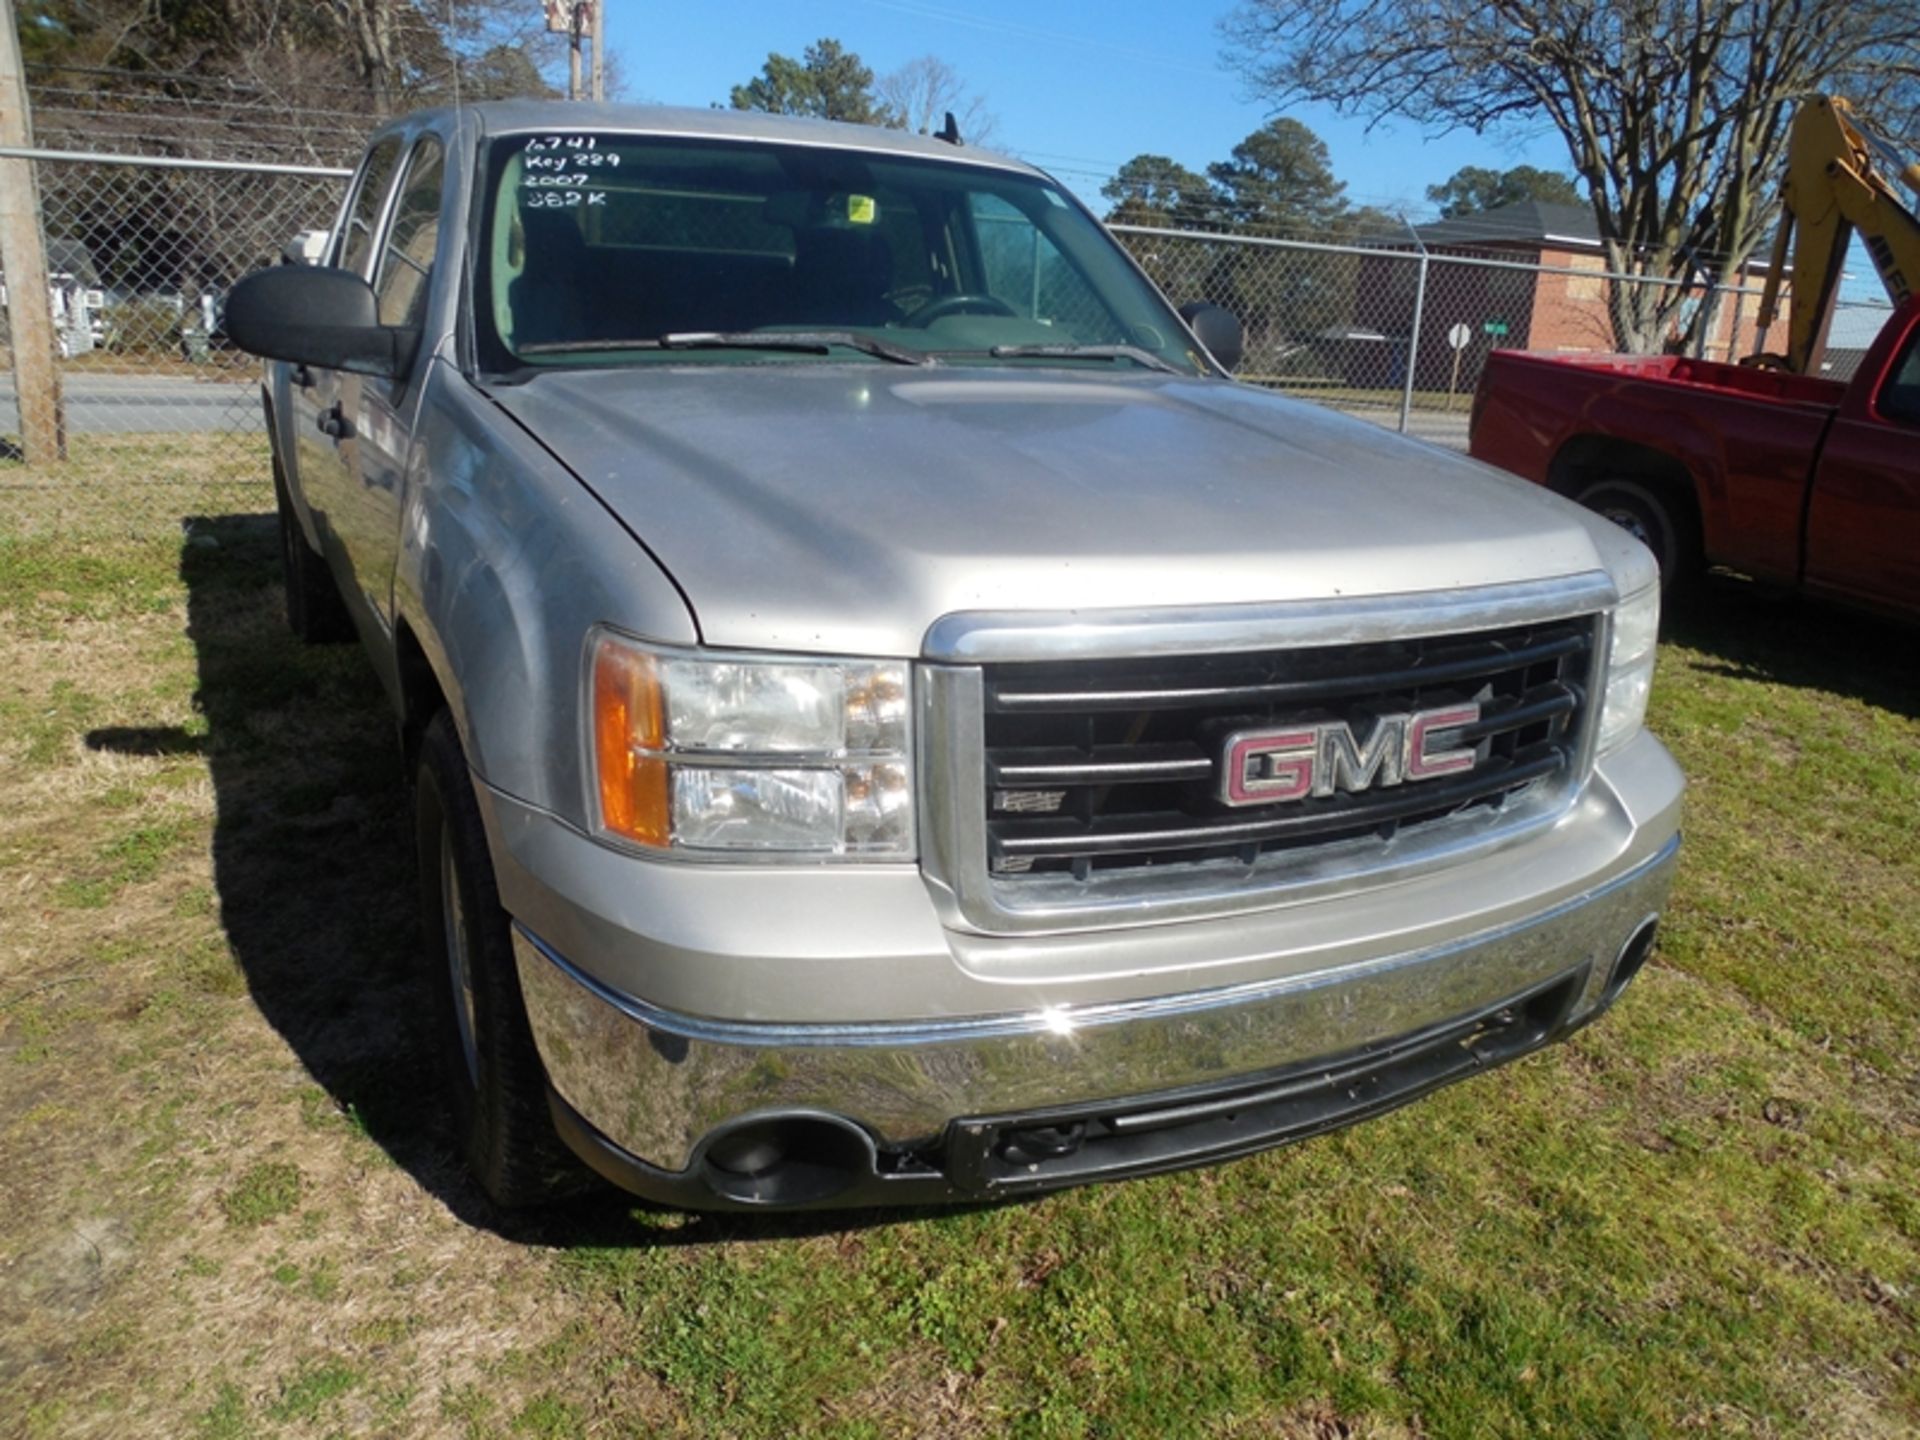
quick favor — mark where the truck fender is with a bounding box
[389,371,698,829]
[1546,430,1717,565]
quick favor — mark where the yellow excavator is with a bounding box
[1746,95,1920,373]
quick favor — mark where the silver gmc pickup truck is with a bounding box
[227,101,1683,1212]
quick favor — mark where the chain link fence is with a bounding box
[0,145,1896,539]
[0,148,349,535]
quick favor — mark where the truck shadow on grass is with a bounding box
[1664,573,1920,721]
[87,514,953,1250]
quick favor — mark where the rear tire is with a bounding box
[1571,477,1700,595]
[274,453,354,644]
[415,710,593,1208]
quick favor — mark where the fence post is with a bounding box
[1692,275,1716,361]
[0,0,65,463]
[1398,216,1429,435]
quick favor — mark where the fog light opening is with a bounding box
[697,1114,875,1207]
[1608,920,1659,998]
[999,1120,1087,1166]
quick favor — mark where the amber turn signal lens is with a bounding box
[592,638,669,847]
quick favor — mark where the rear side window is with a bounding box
[375,137,445,329]
[338,137,403,277]
[1879,330,1920,426]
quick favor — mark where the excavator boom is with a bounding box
[1749,96,1920,374]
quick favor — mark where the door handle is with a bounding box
[316,402,353,440]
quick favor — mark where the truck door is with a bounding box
[341,133,447,648]
[1803,319,1920,620]
[294,134,404,633]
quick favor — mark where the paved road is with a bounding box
[0,371,258,436]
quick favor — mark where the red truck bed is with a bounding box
[1499,351,1847,409]
[1468,300,1920,620]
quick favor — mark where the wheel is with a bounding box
[273,454,354,643]
[1571,477,1700,595]
[903,291,1019,326]
[415,710,593,1207]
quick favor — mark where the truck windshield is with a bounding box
[475,131,1205,376]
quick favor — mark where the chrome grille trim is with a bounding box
[922,572,1618,663]
[918,573,1617,937]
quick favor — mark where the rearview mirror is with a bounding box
[1179,302,1243,374]
[225,265,410,378]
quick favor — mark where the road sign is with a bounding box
[544,0,591,35]
[1446,322,1472,351]
[1484,320,1509,337]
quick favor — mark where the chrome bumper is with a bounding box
[513,832,1678,1182]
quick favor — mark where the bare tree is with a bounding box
[25,0,581,150]
[1222,0,1920,352]
[875,55,998,147]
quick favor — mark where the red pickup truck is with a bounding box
[1469,298,1920,620]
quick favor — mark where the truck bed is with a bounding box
[1490,349,1847,408]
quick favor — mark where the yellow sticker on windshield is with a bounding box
[847,194,877,225]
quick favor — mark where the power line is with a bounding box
[834,0,1221,78]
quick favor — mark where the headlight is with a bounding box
[589,630,914,858]
[1597,583,1659,754]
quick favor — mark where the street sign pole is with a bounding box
[1444,322,1471,412]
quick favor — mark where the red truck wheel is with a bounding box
[1572,479,1700,594]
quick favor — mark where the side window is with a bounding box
[968,193,1117,341]
[337,137,404,277]
[1878,330,1920,426]
[375,137,445,329]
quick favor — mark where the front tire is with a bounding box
[415,710,592,1207]
[1571,477,1700,595]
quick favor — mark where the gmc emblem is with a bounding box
[1220,703,1481,807]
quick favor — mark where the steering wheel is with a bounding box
[904,292,1019,326]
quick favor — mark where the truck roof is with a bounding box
[404,100,1044,178]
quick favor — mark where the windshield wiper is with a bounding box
[978,343,1186,376]
[517,331,929,366]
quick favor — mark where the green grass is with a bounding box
[194,1382,250,1440]
[55,819,197,908]
[266,1357,362,1422]
[1,481,1916,1437]
[221,1162,304,1229]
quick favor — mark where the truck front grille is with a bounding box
[979,616,1595,880]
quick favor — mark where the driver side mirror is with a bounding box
[225,265,411,378]
[1179,302,1243,374]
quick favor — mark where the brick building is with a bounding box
[1347,201,1772,394]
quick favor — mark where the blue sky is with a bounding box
[601,0,1570,220]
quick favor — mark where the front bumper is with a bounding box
[512,831,1678,1209]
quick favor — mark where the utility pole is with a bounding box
[590,0,604,103]
[0,0,65,463]
[568,3,582,101]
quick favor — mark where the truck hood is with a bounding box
[490,366,1613,657]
